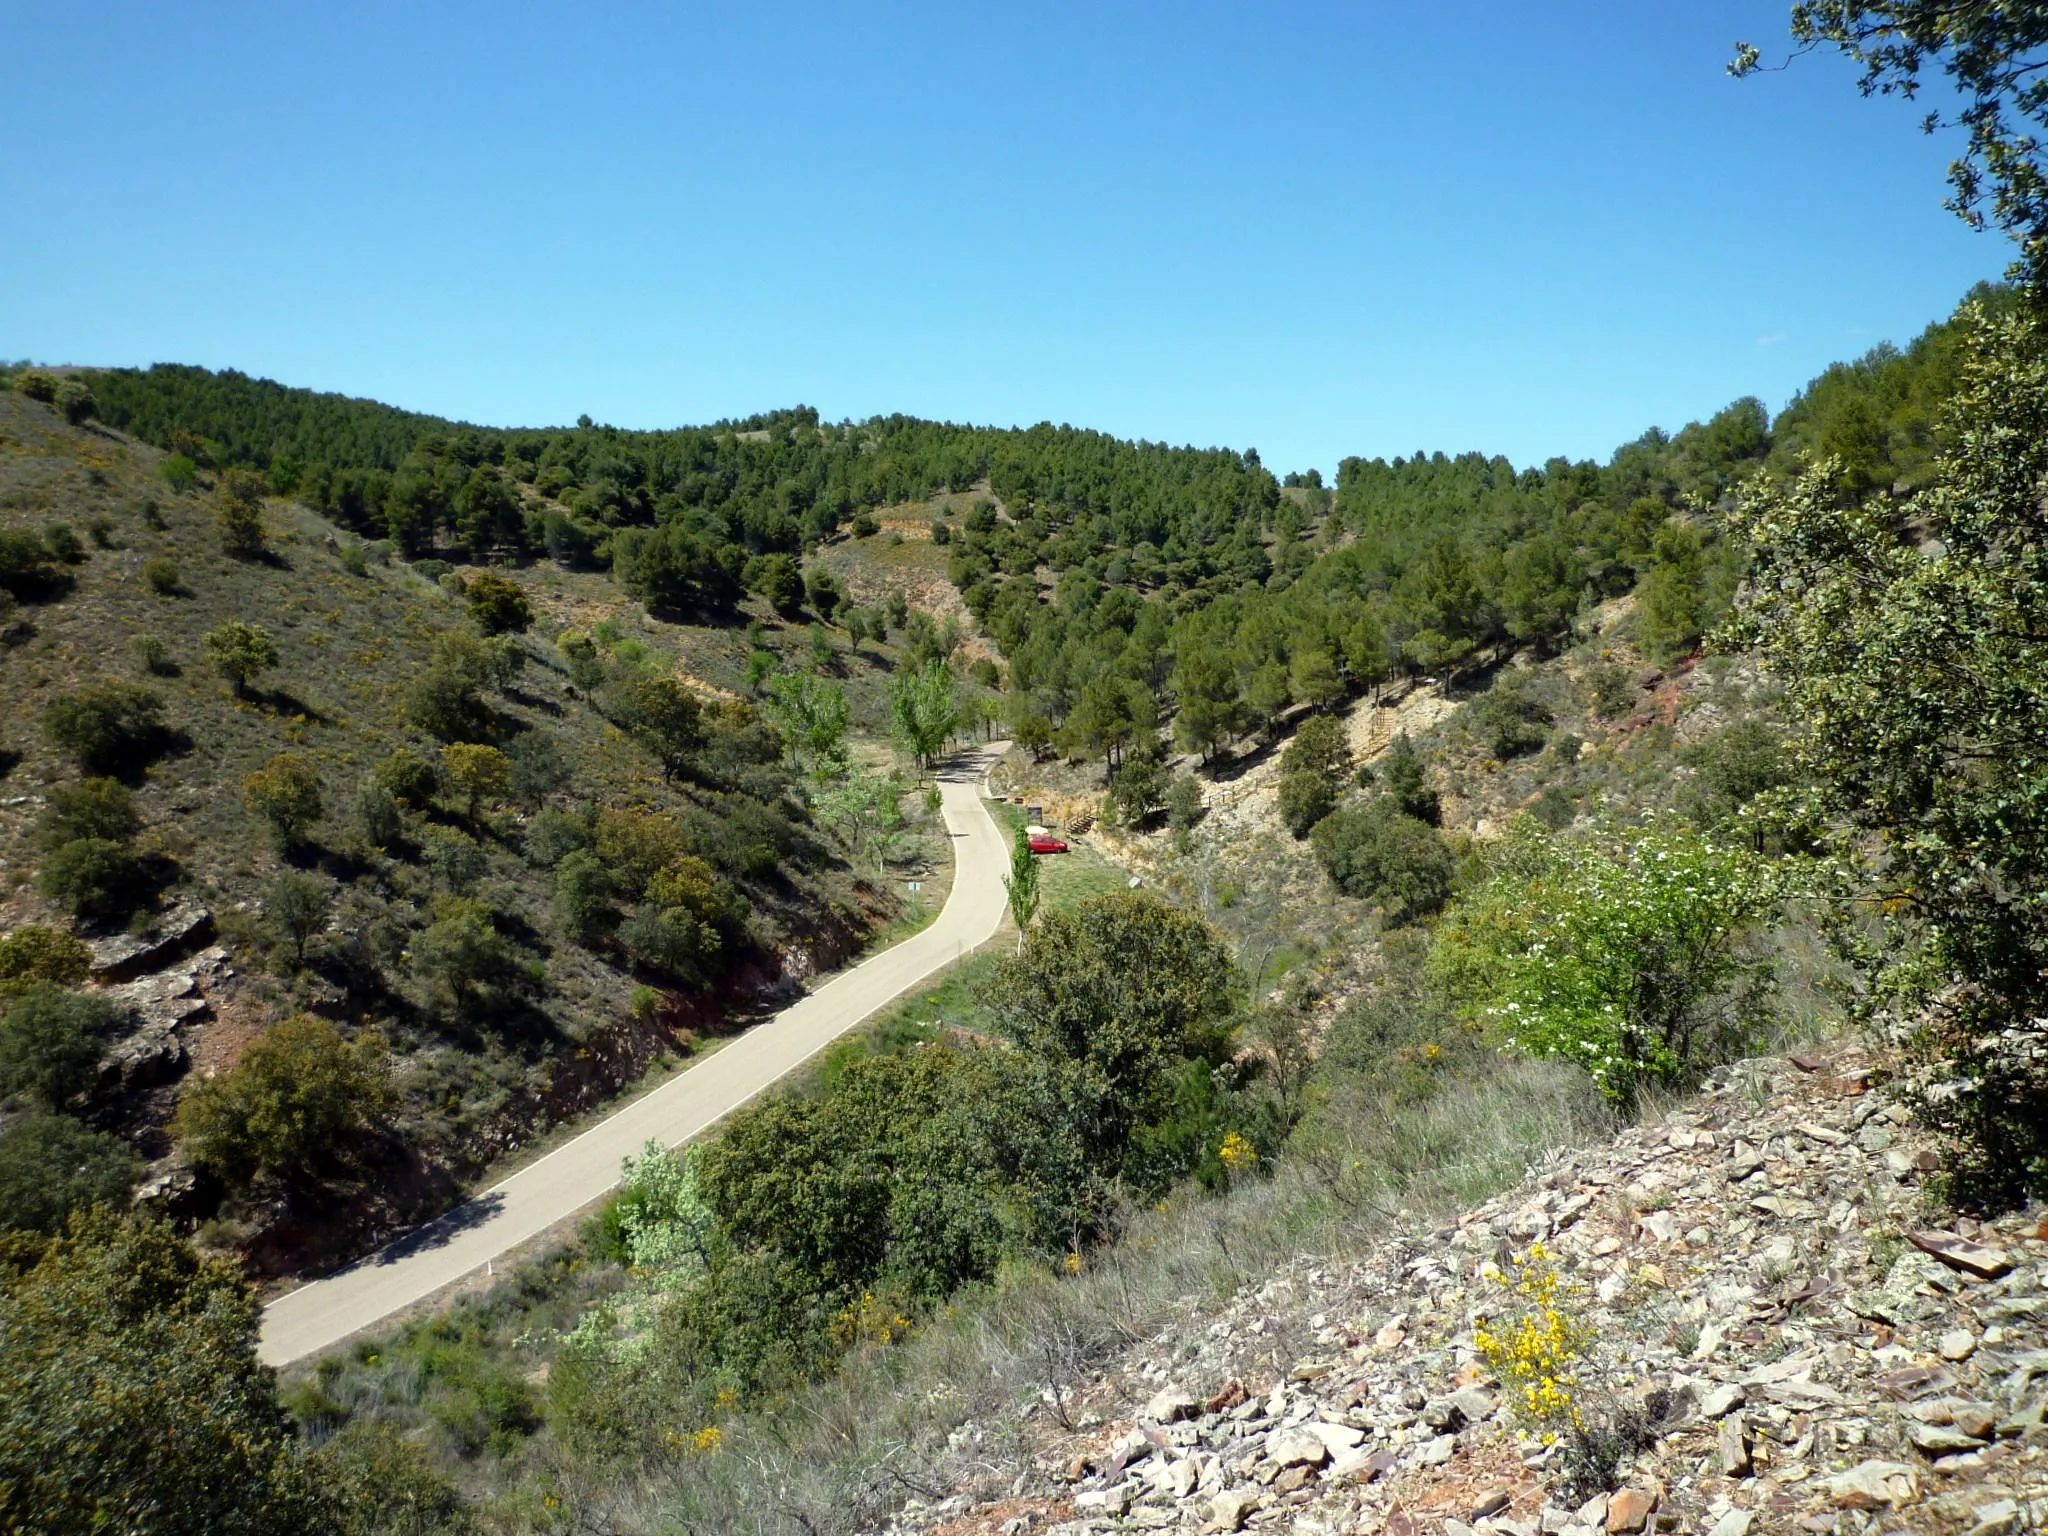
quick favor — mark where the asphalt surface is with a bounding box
[259,745,1011,1367]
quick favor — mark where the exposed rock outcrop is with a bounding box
[869,1055,2047,1536]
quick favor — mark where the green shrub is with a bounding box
[422,826,486,893]
[0,927,92,990]
[13,368,58,402]
[41,683,166,775]
[1309,799,1455,922]
[202,619,279,698]
[42,522,85,564]
[53,379,96,425]
[159,453,198,493]
[1276,770,1339,839]
[129,633,175,676]
[352,778,403,850]
[1371,731,1441,825]
[1466,680,1550,760]
[524,807,592,869]
[242,753,324,851]
[619,904,717,985]
[36,838,150,921]
[373,746,439,808]
[265,872,332,970]
[172,1014,389,1187]
[0,1113,140,1234]
[1430,821,1782,1106]
[216,468,269,559]
[141,556,181,595]
[413,899,531,1012]
[0,985,122,1110]
[0,1210,332,1532]
[465,569,531,636]
[552,850,613,940]
[0,530,64,600]
[36,779,140,850]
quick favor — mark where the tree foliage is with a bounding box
[203,619,280,697]
[0,1211,332,1535]
[1431,822,1783,1107]
[1731,300,2048,1201]
[172,1014,389,1187]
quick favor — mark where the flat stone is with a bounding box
[1908,1420,1988,1457]
[1472,1488,1513,1519]
[1302,1421,1362,1452]
[1719,1415,1751,1477]
[1145,1384,1201,1424]
[1826,1459,1919,1509]
[1939,1329,1979,1361]
[1700,1383,1745,1419]
[87,903,214,981]
[1706,1512,1754,1536]
[1265,1428,1328,1468]
[1327,1447,1397,1485]
[1605,1488,1655,1533]
[1964,1498,2021,1536]
[1206,1486,1260,1531]
[1417,1433,1457,1466]
[1271,1464,1313,1494]
[1908,1230,2015,1280]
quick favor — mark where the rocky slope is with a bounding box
[870,1051,2046,1536]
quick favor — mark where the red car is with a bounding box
[1027,833,1070,855]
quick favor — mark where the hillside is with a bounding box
[862,1047,2048,1536]
[0,388,936,1275]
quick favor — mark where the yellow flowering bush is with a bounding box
[1218,1131,1257,1173]
[1473,1241,1592,1437]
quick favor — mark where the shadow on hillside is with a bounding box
[256,687,334,724]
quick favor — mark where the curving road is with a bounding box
[259,746,1011,1367]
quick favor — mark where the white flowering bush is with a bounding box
[1431,820,1785,1105]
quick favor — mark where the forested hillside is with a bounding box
[1,273,2036,1536]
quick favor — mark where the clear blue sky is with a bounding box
[0,2,2006,476]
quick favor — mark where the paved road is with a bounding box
[259,746,1011,1367]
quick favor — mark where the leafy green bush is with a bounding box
[216,468,269,558]
[373,746,439,808]
[0,985,122,1110]
[265,872,332,970]
[173,1015,389,1187]
[0,529,65,600]
[36,779,141,849]
[41,522,85,563]
[41,683,166,775]
[552,850,613,940]
[0,1113,140,1234]
[13,368,58,402]
[351,779,402,850]
[618,904,718,985]
[202,619,279,698]
[1430,821,1782,1106]
[422,826,487,893]
[242,753,324,851]
[1465,679,1550,760]
[0,926,91,990]
[1310,799,1455,921]
[36,838,150,921]
[141,556,181,596]
[1371,731,1441,824]
[159,452,198,493]
[129,633,175,676]
[53,378,96,425]
[413,899,533,1013]
[0,1211,332,1533]
[1276,770,1339,839]
[464,569,531,635]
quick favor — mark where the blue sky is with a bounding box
[0,3,2005,476]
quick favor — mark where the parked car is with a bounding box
[1027,833,1070,855]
